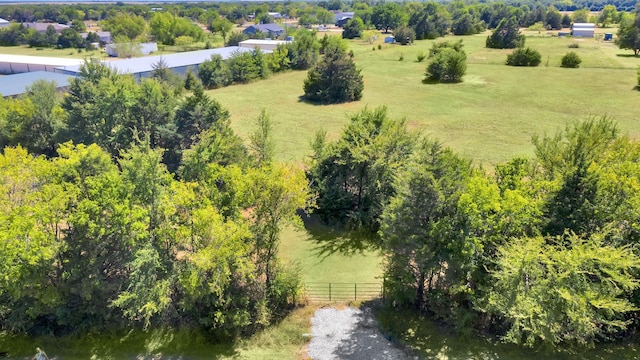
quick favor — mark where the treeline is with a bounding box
[0,61,313,336]
[308,108,640,347]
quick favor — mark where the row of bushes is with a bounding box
[506,47,582,68]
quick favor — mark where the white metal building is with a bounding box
[0,18,9,28]
[57,46,270,80]
[571,23,595,37]
[0,54,85,75]
[239,39,290,51]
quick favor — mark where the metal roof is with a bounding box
[60,46,268,76]
[0,54,85,67]
[0,71,73,97]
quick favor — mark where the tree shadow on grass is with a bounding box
[421,78,463,85]
[297,210,376,260]
[615,53,639,58]
[297,95,360,106]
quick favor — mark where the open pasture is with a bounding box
[212,32,639,166]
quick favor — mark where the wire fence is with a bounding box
[304,282,383,302]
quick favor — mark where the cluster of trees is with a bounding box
[199,30,320,89]
[0,22,100,50]
[308,109,640,347]
[425,40,467,82]
[0,61,313,337]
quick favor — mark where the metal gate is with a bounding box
[304,282,382,302]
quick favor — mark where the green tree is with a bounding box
[198,54,231,89]
[599,5,618,27]
[249,109,275,166]
[572,8,590,23]
[101,12,146,40]
[408,2,451,40]
[485,233,640,347]
[71,19,86,33]
[57,28,83,48]
[372,3,405,33]
[486,16,524,49]
[308,106,415,246]
[303,41,364,103]
[342,17,364,39]
[393,25,416,45]
[286,29,320,70]
[210,17,233,45]
[616,12,640,55]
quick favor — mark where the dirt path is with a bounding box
[306,306,412,360]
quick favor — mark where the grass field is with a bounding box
[211,31,639,166]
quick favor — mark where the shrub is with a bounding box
[399,53,404,61]
[568,42,580,48]
[506,47,542,66]
[199,54,231,89]
[342,17,364,39]
[394,26,416,45]
[425,48,467,83]
[378,44,382,50]
[417,51,426,63]
[636,66,640,89]
[226,31,247,46]
[561,51,582,68]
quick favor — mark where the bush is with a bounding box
[561,51,582,68]
[399,53,404,61]
[417,51,426,63]
[342,17,364,39]
[568,42,580,48]
[425,48,467,83]
[199,54,231,89]
[393,26,416,45]
[506,47,542,66]
[226,31,247,46]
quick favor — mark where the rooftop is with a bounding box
[60,46,268,75]
[0,71,73,97]
[0,54,85,67]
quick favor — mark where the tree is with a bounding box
[303,42,364,103]
[101,12,146,40]
[599,5,618,27]
[14,80,63,155]
[210,17,233,45]
[307,106,415,246]
[451,10,485,36]
[198,54,231,89]
[409,2,451,40]
[372,3,405,33]
[485,233,640,347]
[316,7,334,25]
[573,8,590,23]
[248,109,275,166]
[486,16,524,49]
[393,25,416,45]
[71,19,86,33]
[286,29,320,70]
[110,35,143,58]
[380,139,472,311]
[57,28,83,48]
[505,47,542,66]
[342,17,364,39]
[616,13,640,55]
[425,43,467,83]
[545,7,563,30]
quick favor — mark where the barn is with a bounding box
[571,23,595,37]
[0,71,73,98]
[0,54,84,75]
[57,46,269,80]
[239,39,290,51]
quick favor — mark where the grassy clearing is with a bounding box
[0,306,316,360]
[0,45,107,59]
[212,32,639,166]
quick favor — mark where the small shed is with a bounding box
[571,23,595,38]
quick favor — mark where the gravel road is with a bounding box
[307,306,412,360]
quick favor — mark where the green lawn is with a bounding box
[211,32,639,166]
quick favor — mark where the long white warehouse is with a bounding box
[0,54,85,75]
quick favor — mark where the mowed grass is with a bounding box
[211,32,639,166]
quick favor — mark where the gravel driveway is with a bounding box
[307,307,411,360]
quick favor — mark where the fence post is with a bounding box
[329,283,331,301]
[354,283,357,301]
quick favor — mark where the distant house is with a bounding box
[22,22,69,33]
[268,12,283,19]
[0,18,9,29]
[81,31,112,44]
[334,12,354,27]
[243,23,285,38]
[571,23,595,37]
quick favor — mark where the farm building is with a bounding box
[243,24,285,38]
[571,23,595,37]
[0,54,84,75]
[21,22,69,33]
[239,39,290,51]
[0,71,73,98]
[81,31,112,44]
[334,12,354,27]
[0,18,9,28]
[106,42,158,57]
[57,46,269,80]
